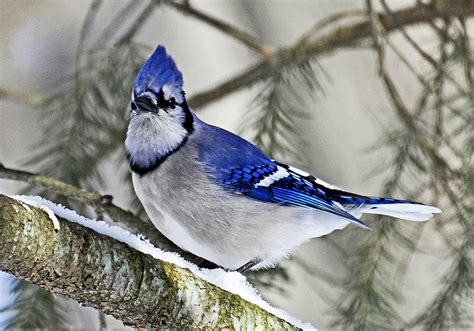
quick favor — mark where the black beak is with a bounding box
[133,95,158,113]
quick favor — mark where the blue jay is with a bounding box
[126,45,441,272]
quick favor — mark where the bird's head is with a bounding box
[126,45,194,174]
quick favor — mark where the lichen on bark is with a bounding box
[0,195,300,329]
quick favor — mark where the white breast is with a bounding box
[132,172,219,261]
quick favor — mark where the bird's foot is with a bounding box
[235,258,262,274]
[195,257,220,270]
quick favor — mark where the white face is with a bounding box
[125,84,191,171]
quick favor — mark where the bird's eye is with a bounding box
[168,97,176,109]
[130,101,137,110]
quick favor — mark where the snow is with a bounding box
[11,195,316,331]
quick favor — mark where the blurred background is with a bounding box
[0,0,472,330]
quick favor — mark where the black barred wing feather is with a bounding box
[221,161,370,228]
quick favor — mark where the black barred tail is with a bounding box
[271,161,442,223]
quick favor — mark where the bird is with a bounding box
[125,45,441,273]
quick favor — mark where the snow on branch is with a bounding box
[0,195,315,330]
[0,163,179,251]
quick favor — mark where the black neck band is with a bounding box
[129,99,194,176]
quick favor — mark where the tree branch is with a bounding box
[167,1,273,59]
[0,195,302,329]
[0,87,44,107]
[3,4,474,111]
[0,164,179,252]
[115,0,160,46]
[380,0,467,95]
[295,9,365,45]
[188,2,474,109]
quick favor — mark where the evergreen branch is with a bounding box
[76,0,103,91]
[296,9,365,45]
[380,60,460,180]
[247,268,290,294]
[4,4,474,112]
[0,7,115,324]
[358,3,473,329]
[241,59,319,162]
[0,87,45,107]
[23,45,145,206]
[403,21,474,328]
[459,18,473,88]
[406,234,473,330]
[0,279,67,329]
[188,2,474,109]
[384,31,463,119]
[380,0,467,96]
[336,4,432,329]
[338,222,404,329]
[371,4,466,252]
[0,195,302,330]
[115,0,160,46]
[337,146,412,329]
[167,1,273,59]
[93,0,136,47]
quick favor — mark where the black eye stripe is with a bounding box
[135,90,183,111]
[156,91,179,109]
[156,90,166,107]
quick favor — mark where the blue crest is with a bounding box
[134,45,184,96]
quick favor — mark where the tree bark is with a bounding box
[0,195,300,330]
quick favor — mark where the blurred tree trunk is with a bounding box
[0,195,299,330]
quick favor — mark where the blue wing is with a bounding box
[195,121,369,228]
[223,161,370,228]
